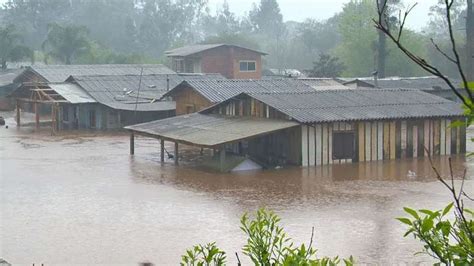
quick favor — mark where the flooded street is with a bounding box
[1,113,473,265]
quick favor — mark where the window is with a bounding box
[173,58,185,73]
[239,61,256,72]
[332,132,355,160]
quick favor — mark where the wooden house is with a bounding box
[9,64,224,131]
[343,76,466,103]
[165,44,267,79]
[126,89,465,170]
[161,79,350,115]
[0,69,22,110]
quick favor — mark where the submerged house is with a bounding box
[161,79,350,115]
[127,89,465,170]
[9,63,225,130]
[342,76,465,102]
[0,69,22,110]
[165,44,267,79]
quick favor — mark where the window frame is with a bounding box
[239,60,257,72]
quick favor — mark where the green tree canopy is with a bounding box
[42,23,91,64]
[0,24,32,69]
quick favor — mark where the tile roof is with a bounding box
[165,44,267,57]
[69,74,224,111]
[164,79,331,103]
[241,89,464,123]
[16,64,176,83]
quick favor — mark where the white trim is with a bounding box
[239,60,257,72]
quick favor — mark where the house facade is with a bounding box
[165,44,267,79]
[161,79,336,116]
[127,89,466,171]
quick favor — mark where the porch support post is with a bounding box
[35,102,40,129]
[130,132,135,155]
[160,139,165,162]
[219,146,226,172]
[51,104,56,135]
[15,100,20,126]
[174,142,179,165]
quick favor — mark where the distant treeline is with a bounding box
[0,0,468,77]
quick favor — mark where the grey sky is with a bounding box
[208,0,434,30]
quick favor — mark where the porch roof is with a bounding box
[125,113,298,148]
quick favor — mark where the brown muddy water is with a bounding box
[1,112,473,265]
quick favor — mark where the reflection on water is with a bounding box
[0,114,473,265]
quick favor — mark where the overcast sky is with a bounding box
[0,0,434,30]
[208,0,434,30]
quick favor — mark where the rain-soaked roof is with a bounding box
[242,89,464,123]
[165,44,267,57]
[126,113,298,147]
[48,83,96,104]
[15,64,176,83]
[163,78,333,103]
[67,74,225,111]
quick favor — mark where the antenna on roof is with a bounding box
[166,74,170,91]
[134,67,144,122]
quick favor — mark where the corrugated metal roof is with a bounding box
[244,89,464,123]
[48,83,96,104]
[68,74,224,111]
[126,113,298,147]
[165,79,325,103]
[344,76,460,90]
[17,64,176,83]
[165,44,267,57]
[297,78,352,90]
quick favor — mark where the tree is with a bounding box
[137,0,207,57]
[336,0,426,77]
[375,1,474,263]
[310,54,345,78]
[181,209,354,265]
[2,0,72,49]
[42,23,91,64]
[298,17,341,60]
[466,0,473,81]
[249,0,284,35]
[0,24,32,69]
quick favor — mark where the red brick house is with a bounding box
[165,44,267,79]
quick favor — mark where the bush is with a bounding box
[181,208,354,266]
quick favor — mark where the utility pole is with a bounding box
[467,0,473,81]
[377,0,387,78]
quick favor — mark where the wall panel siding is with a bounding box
[315,124,322,165]
[322,124,328,165]
[308,126,316,166]
[390,121,396,159]
[401,121,407,159]
[456,127,462,154]
[434,120,440,155]
[440,119,446,155]
[358,123,365,162]
[371,122,377,161]
[424,120,430,156]
[301,125,308,166]
[383,122,390,160]
[328,124,333,164]
[445,119,451,155]
[365,122,371,161]
[413,125,418,158]
[377,122,384,161]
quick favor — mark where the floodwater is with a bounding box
[1,112,473,265]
